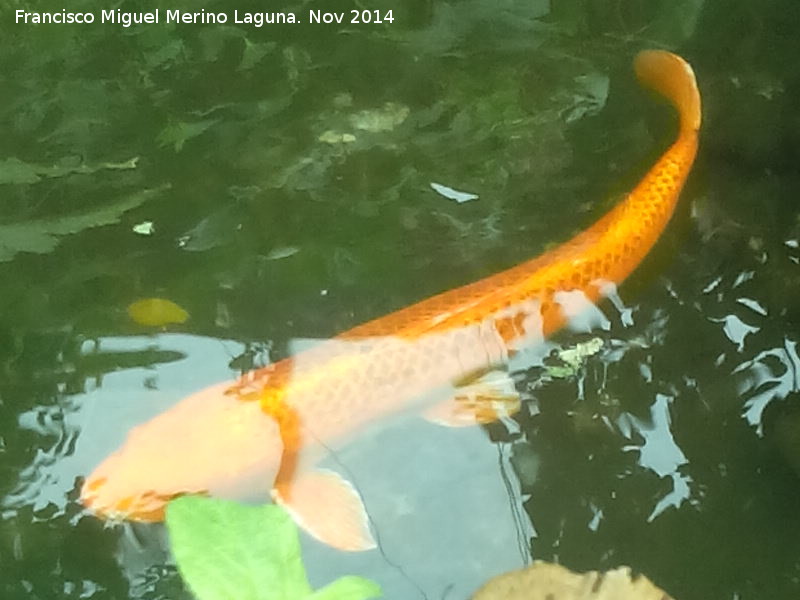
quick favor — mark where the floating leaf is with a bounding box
[0,185,167,263]
[558,337,603,369]
[165,497,381,600]
[127,298,189,327]
[545,337,603,378]
[167,497,310,600]
[472,561,675,600]
[430,182,480,203]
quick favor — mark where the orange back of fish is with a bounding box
[342,50,701,344]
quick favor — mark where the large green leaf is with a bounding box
[166,496,381,600]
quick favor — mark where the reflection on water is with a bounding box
[737,339,800,430]
[621,394,691,521]
[3,335,247,517]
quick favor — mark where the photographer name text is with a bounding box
[15,8,395,28]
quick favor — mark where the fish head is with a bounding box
[81,381,283,522]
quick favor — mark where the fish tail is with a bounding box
[634,50,701,135]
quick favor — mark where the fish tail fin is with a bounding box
[634,50,701,134]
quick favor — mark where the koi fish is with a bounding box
[81,50,701,551]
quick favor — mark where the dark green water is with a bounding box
[2,0,800,598]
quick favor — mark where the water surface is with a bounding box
[2,1,800,598]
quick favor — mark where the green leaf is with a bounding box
[558,337,603,370]
[0,185,166,263]
[307,576,382,600]
[0,157,43,184]
[178,205,241,252]
[166,497,382,600]
[166,497,312,600]
[544,337,604,378]
[0,156,139,185]
[239,39,278,72]
[157,119,219,152]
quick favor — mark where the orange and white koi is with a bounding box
[81,50,701,551]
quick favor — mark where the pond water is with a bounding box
[2,1,800,599]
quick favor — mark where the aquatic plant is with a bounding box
[165,496,381,600]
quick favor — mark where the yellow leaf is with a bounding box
[127,298,189,327]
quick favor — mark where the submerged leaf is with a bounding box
[0,156,138,185]
[239,39,278,71]
[157,119,219,152]
[318,130,357,145]
[348,102,409,132]
[179,206,242,252]
[127,298,189,327]
[0,185,167,263]
[563,72,610,123]
[0,157,43,184]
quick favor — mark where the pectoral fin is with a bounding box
[254,389,375,551]
[424,370,521,427]
[272,469,376,552]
